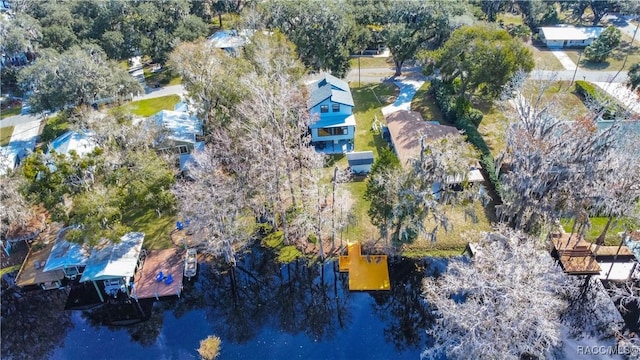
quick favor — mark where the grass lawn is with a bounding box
[118,95,181,117]
[349,56,394,69]
[474,100,509,158]
[561,217,627,245]
[402,202,493,257]
[497,13,524,26]
[527,44,566,71]
[564,38,640,71]
[123,207,177,250]
[521,80,591,120]
[411,82,445,123]
[0,125,14,146]
[40,113,69,144]
[1,105,21,119]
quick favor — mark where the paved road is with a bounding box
[134,85,186,101]
[347,66,629,84]
[604,14,640,42]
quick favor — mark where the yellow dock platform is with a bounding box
[339,242,390,291]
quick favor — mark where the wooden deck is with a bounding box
[15,240,65,288]
[588,244,635,257]
[132,248,184,300]
[339,242,390,291]
[550,233,601,275]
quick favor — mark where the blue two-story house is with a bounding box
[307,74,355,154]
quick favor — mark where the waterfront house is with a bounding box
[307,74,355,154]
[79,232,145,302]
[207,29,253,55]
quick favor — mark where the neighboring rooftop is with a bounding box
[384,110,459,167]
[48,130,98,157]
[307,73,354,109]
[154,110,203,145]
[539,26,604,41]
[79,232,145,283]
[207,29,253,49]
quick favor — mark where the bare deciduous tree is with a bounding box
[423,226,569,360]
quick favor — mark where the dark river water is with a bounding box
[9,246,445,360]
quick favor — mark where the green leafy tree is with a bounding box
[628,63,640,91]
[18,44,143,113]
[263,0,357,77]
[422,23,534,99]
[383,1,465,76]
[479,0,505,22]
[364,148,400,241]
[584,26,621,63]
[173,14,210,42]
[519,0,558,28]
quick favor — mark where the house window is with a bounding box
[318,127,348,136]
[178,145,189,154]
[332,103,340,112]
[334,127,347,135]
[320,105,329,113]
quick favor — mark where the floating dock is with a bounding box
[339,242,390,291]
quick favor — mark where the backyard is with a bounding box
[338,81,494,256]
[116,95,181,117]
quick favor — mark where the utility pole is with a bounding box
[570,50,583,85]
[358,50,362,87]
[612,20,639,84]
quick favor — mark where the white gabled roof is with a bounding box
[79,232,145,282]
[539,26,604,41]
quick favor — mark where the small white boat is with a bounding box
[184,248,197,280]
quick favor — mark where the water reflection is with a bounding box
[45,247,442,359]
[1,287,73,359]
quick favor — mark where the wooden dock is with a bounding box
[15,240,65,289]
[339,242,390,291]
[550,233,601,275]
[132,248,184,300]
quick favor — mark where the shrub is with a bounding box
[428,80,501,199]
[198,335,221,360]
[575,80,628,120]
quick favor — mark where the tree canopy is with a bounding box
[423,226,569,359]
[421,23,534,99]
[584,26,621,63]
[262,0,357,77]
[383,1,467,76]
[18,44,142,113]
[629,63,640,91]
